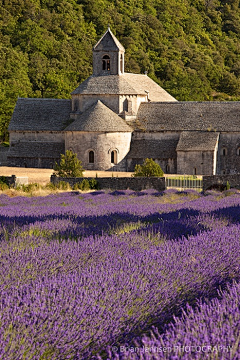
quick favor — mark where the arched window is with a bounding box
[237,148,240,156]
[89,151,94,164]
[221,147,227,156]
[111,150,117,164]
[102,55,110,71]
[166,164,169,173]
[193,167,197,175]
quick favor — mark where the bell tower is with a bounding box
[92,27,125,76]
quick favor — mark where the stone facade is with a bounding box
[7,28,240,176]
[92,27,125,76]
[216,133,240,174]
[8,131,65,168]
[65,131,132,171]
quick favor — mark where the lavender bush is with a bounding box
[0,189,240,359]
[103,281,240,359]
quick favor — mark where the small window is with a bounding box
[89,151,94,163]
[237,148,240,156]
[120,54,123,73]
[102,55,110,71]
[123,98,128,112]
[193,167,197,175]
[166,165,169,173]
[221,147,227,156]
[111,150,117,164]
[74,100,78,112]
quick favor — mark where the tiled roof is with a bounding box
[176,131,220,151]
[127,139,178,159]
[8,142,65,158]
[65,100,132,132]
[71,73,176,101]
[93,28,125,52]
[136,102,240,132]
[8,98,72,131]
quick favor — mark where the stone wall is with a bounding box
[10,131,65,143]
[8,157,57,168]
[7,141,65,168]
[0,147,9,166]
[51,175,166,192]
[203,174,240,191]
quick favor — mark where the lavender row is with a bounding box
[102,281,240,360]
[1,190,240,242]
[1,190,240,359]
[1,189,240,223]
[1,227,240,358]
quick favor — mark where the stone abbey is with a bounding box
[8,28,240,175]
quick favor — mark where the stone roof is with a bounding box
[8,98,72,131]
[136,101,240,132]
[8,142,65,158]
[176,131,220,151]
[93,27,125,52]
[65,100,132,132]
[127,139,178,159]
[71,73,176,101]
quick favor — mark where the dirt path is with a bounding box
[0,167,133,185]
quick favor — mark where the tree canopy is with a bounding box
[1,0,240,141]
[53,150,84,178]
[133,158,164,177]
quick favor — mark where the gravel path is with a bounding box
[0,167,133,185]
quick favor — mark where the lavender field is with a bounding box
[0,189,240,360]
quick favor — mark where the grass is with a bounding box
[0,182,73,197]
[0,179,97,197]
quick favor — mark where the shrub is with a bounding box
[45,182,57,190]
[80,179,90,190]
[53,150,84,178]
[73,179,99,191]
[0,176,9,190]
[46,181,72,191]
[73,180,89,191]
[57,181,72,191]
[21,183,41,193]
[0,182,9,191]
[133,158,164,177]
[89,178,99,190]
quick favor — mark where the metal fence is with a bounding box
[166,177,203,190]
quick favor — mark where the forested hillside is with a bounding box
[1,0,240,141]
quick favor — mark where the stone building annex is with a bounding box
[8,28,240,175]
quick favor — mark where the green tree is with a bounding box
[53,150,84,178]
[2,0,240,142]
[133,158,164,177]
